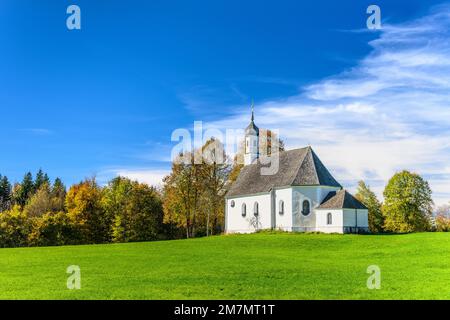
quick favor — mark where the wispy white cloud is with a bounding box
[133,141,174,163]
[207,3,450,206]
[19,128,54,135]
[115,169,168,187]
[97,168,169,188]
[178,84,248,115]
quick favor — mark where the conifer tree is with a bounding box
[34,169,50,192]
[355,181,384,233]
[51,178,67,212]
[0,175,12,212]
[13,172,34,207]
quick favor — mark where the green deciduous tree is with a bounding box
[101,176,132,241]
[355,181,384,233]
[123,182,164,242]
[102,177,164,243]
[382,170,433,233]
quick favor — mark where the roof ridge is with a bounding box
[337,189,346,207]
[309,147,321,185]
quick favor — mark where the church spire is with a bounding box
[244,99,259,166]
[251,98,255,122]
[245,99,258,134]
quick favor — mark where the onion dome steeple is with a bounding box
[245,99,259,135]
[244,99,260,165]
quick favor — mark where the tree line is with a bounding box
[355,170,449,233]
[0,138,232,248]
[1,140,449,249]
[0,170,181,248]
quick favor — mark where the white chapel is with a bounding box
[225,108,369,234]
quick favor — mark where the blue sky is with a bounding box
[1,0,450,204]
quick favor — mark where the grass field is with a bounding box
[0,232,449,300]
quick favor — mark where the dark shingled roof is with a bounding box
[245,107,259,135]
[226,147,342,197]
[318,189,367,209]
[245,120,259,135]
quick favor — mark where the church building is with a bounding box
[225,108,369,234]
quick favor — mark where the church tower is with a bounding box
[244,102,259,165]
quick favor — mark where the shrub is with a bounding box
[0,205,31,248]
[435,214,450,232]
[28,212,80,246]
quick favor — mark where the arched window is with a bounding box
[230,200,235,208]
[302,200,310,216]
[279,200,284,215]
[241,203,246,217]
[327,212,332,225]
[254,202,259,216]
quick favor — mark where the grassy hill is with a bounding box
[0,232,448,300]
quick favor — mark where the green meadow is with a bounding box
[0,232,449,300]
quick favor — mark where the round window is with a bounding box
[230,200,235,208]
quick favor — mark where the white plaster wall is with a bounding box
[273,188,292,231]
[224,186,353,234]
[226,194,271,233]
[291,186,341,232]
[315,209,344,233]
[343,209,356,227]
[343,209,368,227]
[244,134,259,165]
[356,209,369,227]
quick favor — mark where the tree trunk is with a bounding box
[212,208,217,235]
[186,216,190,238]
[206,211,210,237]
